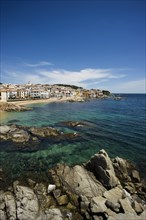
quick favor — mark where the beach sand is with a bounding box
[8,97,83,106]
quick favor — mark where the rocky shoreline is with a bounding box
[0,150,146,220]
[0,102,32,112]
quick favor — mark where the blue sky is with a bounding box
[1,0,145,93]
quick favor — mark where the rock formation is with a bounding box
[0,150,146,220]
[0,125,80,145]
[0,102,32,112]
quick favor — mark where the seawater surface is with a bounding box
[0,94,146,185]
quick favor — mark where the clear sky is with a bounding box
[1,0,145,93]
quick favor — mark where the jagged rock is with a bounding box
[53,164,106,199]
[86,149,119,189]
[112,157,141,186]
[131,170,141,182]
[0,191,7,220]
[4,192,16,220]
[0,150,145,220]
[103,187,123,203]
[90,196,107,213]
[14,185,39,220]
[34,183,47,196]
[80,195,90,213]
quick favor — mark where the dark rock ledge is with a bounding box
[0,125,80,145]
[0,150,146,220]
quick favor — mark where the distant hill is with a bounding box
[53,84,83,90]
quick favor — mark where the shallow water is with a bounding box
[0,94,146,185]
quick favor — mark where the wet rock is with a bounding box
[0,125,30,143]
[0,125,80,145]
[11,129,30,142]
[86,149,119,189]
[59,121,86,128]
[29,127,61,137]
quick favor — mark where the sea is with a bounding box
[0,94,146,186]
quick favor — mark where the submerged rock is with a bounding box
[0,125,81,145]
[59,121,87,128]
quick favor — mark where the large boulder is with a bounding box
[86,149,120,189]
[51,164,106,199]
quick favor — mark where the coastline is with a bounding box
[7,97,85,106]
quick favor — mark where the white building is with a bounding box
[0,91,8,102]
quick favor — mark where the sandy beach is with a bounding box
[8,97,84,106]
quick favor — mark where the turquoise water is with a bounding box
[0,94,146,185]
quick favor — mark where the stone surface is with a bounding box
[119,197,135,214]
[0,126,11,134]
[0,125,80,144]
[29,127,61,137]
[37,208,63,220]
[54,164,106,199]
[105,200,120,213]
[103,187,123,203]
[86,149,119,189]
[15,185,39,220]
[4,192,16,220]
[90,196,107,213]
[0,149,145,220]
